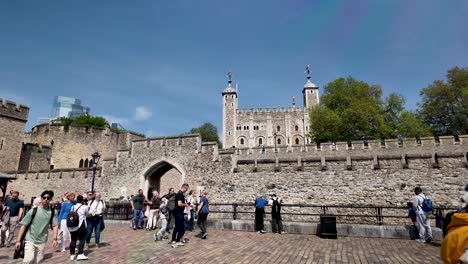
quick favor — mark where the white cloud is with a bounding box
[134,106,152,121]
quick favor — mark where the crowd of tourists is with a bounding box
[129,184,210,248]
[0,190,106,263]
[0,183,467,263]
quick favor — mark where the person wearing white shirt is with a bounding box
[186,190,196,231]
[68,195,89,261]
[412,187,433,243]
[85,192,106,249]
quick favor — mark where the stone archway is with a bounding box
[140,158,186,199]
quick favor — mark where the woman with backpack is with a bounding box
[58,192,76,252]
[68,195,89,261]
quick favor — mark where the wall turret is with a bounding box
[302,65,319,109]
[222,70,238,148]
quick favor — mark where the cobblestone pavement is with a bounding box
[0,223,442,264]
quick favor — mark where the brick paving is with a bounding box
[0,223,442,263]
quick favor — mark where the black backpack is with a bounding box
[167,196,176,212]
[150,197,161,209]
[67,205,82,228]
[272,199,281,215]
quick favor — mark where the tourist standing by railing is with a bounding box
[86,192,106,248]
[131,189,150,230]
[58,192,76,252]
[255,194,268,233]
[270,194,285,234]
[412,187,433,243]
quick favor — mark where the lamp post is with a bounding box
[90,151,101,192]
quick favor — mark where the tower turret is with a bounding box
[222,70,238,148]
[302,65,319,109]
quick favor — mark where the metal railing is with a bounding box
[204,203,458,226]
[22,202,458,226]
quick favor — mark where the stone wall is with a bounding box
[0,99,29,171]
[6,134,468,216]
[29,123,144,169]
[7,168,103,200]
[18,143,52,171]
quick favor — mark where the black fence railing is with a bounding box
[23,202,459,226]
[201,203,459,226]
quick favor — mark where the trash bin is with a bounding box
[320,214,337,239]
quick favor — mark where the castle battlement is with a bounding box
[236,107,306,115]
[0,98,29,121]
[231,135,468,157]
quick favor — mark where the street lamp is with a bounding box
[90,151,101,192]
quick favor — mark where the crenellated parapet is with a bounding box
[228,135,468,173]
[236,107,306,115]
[0,98,30,122]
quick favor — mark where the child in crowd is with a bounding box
[154,198,169,241]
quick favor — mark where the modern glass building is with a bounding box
[50,96,90,120]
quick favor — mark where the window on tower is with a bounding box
[277,126,280,132]
[277,138,281,145]
[258,138,263,145]
[240,138,245,145]
[295,138,300,145]
[295,125,299,132]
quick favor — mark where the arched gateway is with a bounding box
[140,158,186,198]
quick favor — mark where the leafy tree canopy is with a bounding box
[418,66,468,135]
[189,122,222,147]
[309,76,430,143]
[59,115,109,129]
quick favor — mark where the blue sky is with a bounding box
[1,0,467,137]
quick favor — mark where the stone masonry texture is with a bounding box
[7,134,468,220]
[0,98,29,171]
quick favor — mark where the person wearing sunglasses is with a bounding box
[15,190,59,264]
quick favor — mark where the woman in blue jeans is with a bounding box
[85,193,106,248]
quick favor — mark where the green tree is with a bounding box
[382,93,406,138]
[309,105,342,143]
[74,115,109,128]
[397,111,431,138]
[418,66,468,135]
[189,122,222,147]
[310,77,388,142]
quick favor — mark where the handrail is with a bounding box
[22,202,459,225]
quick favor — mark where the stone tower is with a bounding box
[0,99,30,171]
[222,71,238,148]
[302,65,319,109]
